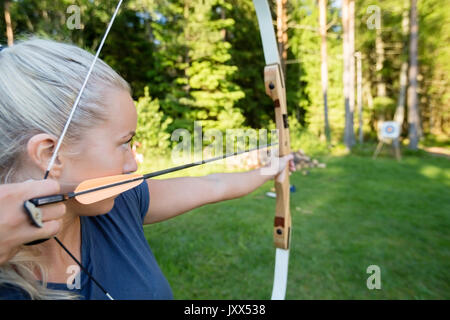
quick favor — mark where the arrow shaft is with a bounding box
[30,143,277,207]
[143,142,277,179]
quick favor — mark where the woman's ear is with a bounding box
[26,134,63,178]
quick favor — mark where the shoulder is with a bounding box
[109,180,150,223]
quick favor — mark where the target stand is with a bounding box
[373,121,402,161]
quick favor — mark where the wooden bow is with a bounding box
[253,0,292,300]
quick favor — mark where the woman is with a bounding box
[0,39,294,299]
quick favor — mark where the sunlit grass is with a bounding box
[142,145,450,299]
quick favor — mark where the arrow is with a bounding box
[27,143,277,207]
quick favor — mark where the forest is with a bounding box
[2,0,448,153]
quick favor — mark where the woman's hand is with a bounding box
[274,153,296,183]
[0,180,66,265]
[275,153,296,183]
[261,153,296,183]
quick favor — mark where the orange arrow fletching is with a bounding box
[74,173,144,204]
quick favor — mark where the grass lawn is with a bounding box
[142,147,450,299]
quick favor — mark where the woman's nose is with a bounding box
[124,150,138,173]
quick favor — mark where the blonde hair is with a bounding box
[0,38,131,299]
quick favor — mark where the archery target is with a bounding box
[380,121,400,139]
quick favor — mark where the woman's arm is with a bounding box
[143,154,294,224]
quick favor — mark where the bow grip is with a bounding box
[264,63,292,250]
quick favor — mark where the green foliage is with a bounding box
[289,0,344,142]
[417,0,450,135]
[355,0,450,139]
[149,0,246,132]
[420,133,450,149]
[289,115,329,155]
[135,87,173,155]
[372,96,396,120]
[1,0,448,151]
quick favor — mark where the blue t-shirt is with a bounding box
[0,181,173,300]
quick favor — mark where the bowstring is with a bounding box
[44,0,124,300]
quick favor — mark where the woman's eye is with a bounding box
[123,137,133,146]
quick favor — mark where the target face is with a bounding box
[380,121,400,139]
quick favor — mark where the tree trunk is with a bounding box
[394,7,410,130]
[4,0,14,46]
[374,8,386,99]
[276,0,288,77]
[364,81,373,110]
[183,1,191,94]
[349,0,355,141]
[220,6,226,40]
[375,29,386,97]
[395,61,408,124]
[342,0,355,149]
[408,0,420,149]
[319,0,331,143]
[355,52,363,143]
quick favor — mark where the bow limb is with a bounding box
[253,0,292,300]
